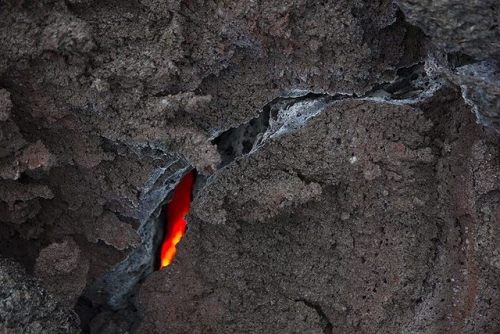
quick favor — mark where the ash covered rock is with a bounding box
[395,0,500,132]
[396,0,500,60]
[453,60,500,132]
[0,256,80,333]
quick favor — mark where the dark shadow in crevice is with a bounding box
[295,299,333,334]
[367,62,429,100]
[212,92,327,168]
[212,107,272,167]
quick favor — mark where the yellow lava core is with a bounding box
[159,171,195,269]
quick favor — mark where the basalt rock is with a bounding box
[396,0,499,60]
[35,238,90,308]
[0,256,80,333]
[137,88,500,334]
[396,0,500,132]
[0,0,499,333]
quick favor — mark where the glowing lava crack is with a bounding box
[159,171,195,269]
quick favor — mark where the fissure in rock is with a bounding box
[159,170,196,269]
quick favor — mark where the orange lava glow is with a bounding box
[159,171,195,269]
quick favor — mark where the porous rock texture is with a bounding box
[139,89,500,334]
[395,0,500,131]
[0,0,499,333]
[0,256,80,333]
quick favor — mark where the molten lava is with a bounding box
[159,171,195,269]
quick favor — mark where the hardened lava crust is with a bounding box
[0,0,498,333]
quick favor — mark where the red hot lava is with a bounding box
[159,171,195,269]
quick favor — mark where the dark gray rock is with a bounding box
[35,238,90,308]
[137,90,500,333]
[395,1,500,132]
[0,257,80,333]
[396,0,500,59]
[0,0,499,333]
[454,60,500,132]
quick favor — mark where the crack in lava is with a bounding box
[159,171,195,269]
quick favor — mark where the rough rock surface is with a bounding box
[0,256,80,333]
[35,238,90,307]
[396,0,500,132]
[453,60,500,132]
[0,0,498,333]
[396,0,499,59]
[137,90,500,334]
